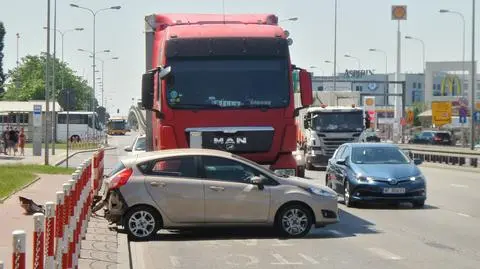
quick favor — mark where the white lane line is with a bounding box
[328,229,346,236]
[367,247,403,260]
[169,256,181,267]
[451,184,468,188]
[298,253,320,264]
[271,253,303,265]
[457,212,471,218]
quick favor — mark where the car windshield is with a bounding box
[165,57,290,109]
[134,137,146,151]
[351,146,410,164]
[313,112,364,132]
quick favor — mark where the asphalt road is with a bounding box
[77,134,480,269]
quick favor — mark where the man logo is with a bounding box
[441,74,462,96]
[213,137,247,151]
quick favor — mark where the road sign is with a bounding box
[364,96,376,111]
[431,101,452,126]
[400,117,407,126]
[33,105,42,127]
[391,5,407,20]
[406,110,414,124]
[474,111,480,122]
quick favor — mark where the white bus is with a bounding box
[56,111,103,142]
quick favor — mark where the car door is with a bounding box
[335,145,351,195]
[328,145,345,193]
[200,156,271,223]
[141,156,205,223]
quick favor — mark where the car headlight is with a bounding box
[409,175,425,181]
[356,175,374,183]
[274,169,296,177]
[307,187,337,199]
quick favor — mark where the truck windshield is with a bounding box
[165,57,290,109]
[313,112,364,132]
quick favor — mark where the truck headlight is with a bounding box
[274,169,296,177]
[307,187,337,199]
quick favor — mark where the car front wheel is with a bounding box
[124,205,162,241]
[277,204,313,238]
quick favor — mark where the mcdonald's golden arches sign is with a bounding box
[441,74,462,96]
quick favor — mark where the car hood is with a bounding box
[351,163,421,179]
[279,176,336,193]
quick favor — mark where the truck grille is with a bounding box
[322,137,356,156]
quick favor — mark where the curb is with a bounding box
[0,176,41,204]
[54,146,117,166]
[117,233,131,269]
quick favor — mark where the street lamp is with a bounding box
[280,17,299,22]
[70,3,121,140]
[369,48,388,105]
[405,36,426,72]
[43,26,83,154]
[344,54,361,69]
[309,66,324,76]
[439,9,466,96]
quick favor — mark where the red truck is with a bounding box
[141,13,313,176]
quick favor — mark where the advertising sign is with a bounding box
[391,5,407,20]
[431,101,452,126]
[363,96,376,112]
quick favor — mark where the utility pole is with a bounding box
[44,0,51,165]
[51,0,57,155]
[470,0,476,150]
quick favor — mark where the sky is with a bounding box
[0,0,478,114]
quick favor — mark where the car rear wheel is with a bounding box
[277,204,313,238]
[124,205,162,241]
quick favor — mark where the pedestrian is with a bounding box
[9,127,18,156]
[19,128,26,156]
[1,129,8,155]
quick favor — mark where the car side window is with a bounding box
[339,146,350,160]
[201,156,258,184]
[140,156,197,178]
[334,146,346,160]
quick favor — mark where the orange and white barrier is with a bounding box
[1,147,106,269]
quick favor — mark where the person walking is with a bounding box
[19,128,26,156]
[1,129,8,155]
[8,127,18,156]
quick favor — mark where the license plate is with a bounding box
[383,188,406,194]
[443,139,449,142]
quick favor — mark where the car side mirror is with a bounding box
[124,146,132,152]
[336,159,346,166]
[413,158,423,165]
[250,176,266,190]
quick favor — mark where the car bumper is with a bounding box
[311,199,340,227]
[350,185,426,204]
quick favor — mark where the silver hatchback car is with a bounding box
[100,148,339,240]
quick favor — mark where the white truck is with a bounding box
[294,91,366,171]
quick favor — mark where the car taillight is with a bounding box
[434,136,441,141]
[109,168,133,190]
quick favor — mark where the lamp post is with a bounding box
[43,27,83,153]
[333,0,338,91]
[470,0,476,150]
[309,66,324,76]
[70,3,121,140]
[369,48,388,105]
[280,17,299,22]
[44,0,51,165]
[440,9,466,96]
[405,36,426,72]
[344,54,361,69]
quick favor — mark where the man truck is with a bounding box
[140,13,313,177]
[295,91,365,170]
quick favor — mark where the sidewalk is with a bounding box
[0,148,68,165]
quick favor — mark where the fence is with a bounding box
[0,148,105,269]
[399,144,480,169]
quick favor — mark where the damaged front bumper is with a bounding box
[93,189,127,225]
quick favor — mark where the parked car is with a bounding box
[100,148,339,240]
[358,129,381,142]
[124,134,146,156]
[409,131,453,145]
[325,143,426,208]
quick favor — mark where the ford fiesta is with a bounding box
[98,148,339,240]
[325,143,427,208]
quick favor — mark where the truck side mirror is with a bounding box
[299,69,313,107]
[141,72,155,110]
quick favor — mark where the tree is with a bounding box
[95,106,107,125]
[3,53,97,110]
[411,102,426,127]
[0,22,6,95]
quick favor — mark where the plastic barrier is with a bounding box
[0,147,105,269]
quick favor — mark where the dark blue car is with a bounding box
[325,143,426,208]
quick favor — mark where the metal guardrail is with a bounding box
[397,144,479,169]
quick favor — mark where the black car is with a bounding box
[325,143,426,208]
[409,131,453,145]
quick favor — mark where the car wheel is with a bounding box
[412,200,425,208]
[344,181,355,208]
[277,204,313,238]
[124,205,162,241]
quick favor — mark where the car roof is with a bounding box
[346,142,399,149]
[121,148,234,165]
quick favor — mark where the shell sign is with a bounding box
[392,5,407,20]
[364,96,376,112]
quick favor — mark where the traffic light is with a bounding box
[364,111,371,129]
[117,109,120,114]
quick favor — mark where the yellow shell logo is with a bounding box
[393,6,406,18]
[365,98,374,106]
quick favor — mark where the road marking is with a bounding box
[450,184,468,188]
[234,239,258,246]
[457,212,471,218]
[169,256,181,267]
[225,254,259,266]
[328,229,346,236]
[367,247,403,260]
[298,253,319,264]
[271,239,293,246]
[271,253,303,265]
